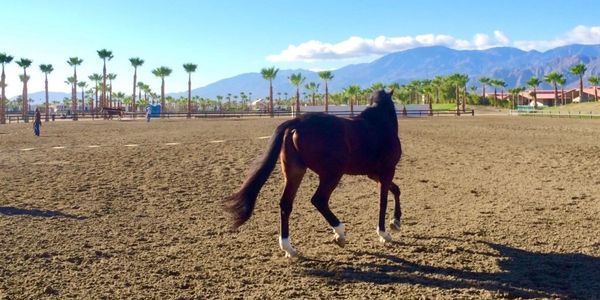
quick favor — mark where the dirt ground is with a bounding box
[1,115,599,299]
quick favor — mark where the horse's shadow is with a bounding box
[0,206,87,220]
[301,239,600,299]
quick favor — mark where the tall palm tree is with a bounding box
[288,72,305,114]
[479,77,491,103]
[0,53,14,124]
[318,70,334,112]
[97,49,113,108]
[183,63,197,118]
[557,76,567,105]
[67,57,83,114]
[151,66,172,115]
[527,76,542,109]
[304,82,319,105]
[129,57,144,113]
[16,58,33,118]
[569,63,587,102]
[544,71,562,107]
[458,74,470,112]
[588,76,599,102]
[39,64,53,122]
[137,81,145,107]
[77,81,87,111]
[260,67,278,117]
[107,73,117,107]
[344,85,361,116]
[88,73,102,112]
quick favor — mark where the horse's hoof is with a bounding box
[279,237,297,258]
[377,229,392,243]
[284,249,298,258]
[334,236,346,248]
[390,219,401,231]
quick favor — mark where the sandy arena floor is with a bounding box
[1,116,599,299]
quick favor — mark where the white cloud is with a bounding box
[267,25,600,62]
[514,25,600,50]
[494,30,510,44]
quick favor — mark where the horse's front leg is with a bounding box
[377,179,392,243]
[389,182,401,231]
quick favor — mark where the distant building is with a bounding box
[519,89,578,106]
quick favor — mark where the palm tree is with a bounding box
[458,74,470,111]
[479,77,491,103]
[107,73,117,107]
[67,57,83,114]
[137,81,145,107]
[0,53,14,124]
[260,67,278,117]
[16,58,33,118]
[588,76,599,102]
[344,85,361,116]
[77,81,87,111]
[39,64,53,122]
[183,63,197,118]
[129,57,144,113]
[557,76,567,105]
[151,66,172,115]
[527,76,542,109]
[97,49,113,108]
[305,82,319,105]
[544,71,562,107]
[288,72,305,114]
[318,70,334,112]
[88,73,102,112]
[569,63,587,102]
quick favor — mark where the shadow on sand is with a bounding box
[0,206,87,220]
[302,240,600,298]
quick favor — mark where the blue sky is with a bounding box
[2,0,599,98]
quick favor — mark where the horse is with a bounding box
[102,107,124,120]
[226,89,402,257]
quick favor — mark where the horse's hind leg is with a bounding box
[278,133,306,257]
[389,182,402,231]
[311,174,345,247]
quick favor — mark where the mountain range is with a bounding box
[173,44,600,99]
[18,44,600,103]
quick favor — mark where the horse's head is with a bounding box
[370,89,394,107]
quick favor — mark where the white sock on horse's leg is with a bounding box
[377,227,392,243]
[279,236,297,257]
[332,223,346,247]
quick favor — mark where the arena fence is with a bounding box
[510,110,600,119]
[4,109,474,124]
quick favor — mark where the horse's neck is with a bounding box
[358,105,398,134]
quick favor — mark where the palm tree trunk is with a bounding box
[109,82,113,108]
[579,76,584,102]
[325,82,329,113]
[295,87,300,115]
[187,73,192,118]
[102,61,107,108]
[72,67,78,115]
[553,84,558,107]
[161,77,165,116]
[132,68,137,113]
[561,87,565,105]
[45,74,49,122]
[269,79,273,117]
[22,69,27,119]
[81,89,85,112]
[534,88,538,109]
[0,66,5,124]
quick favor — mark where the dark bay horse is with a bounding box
[226,89,402,257]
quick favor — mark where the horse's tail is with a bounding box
[225,118,299,228]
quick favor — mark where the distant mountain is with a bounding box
[173,44,600,99]
[10,91,70,104]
